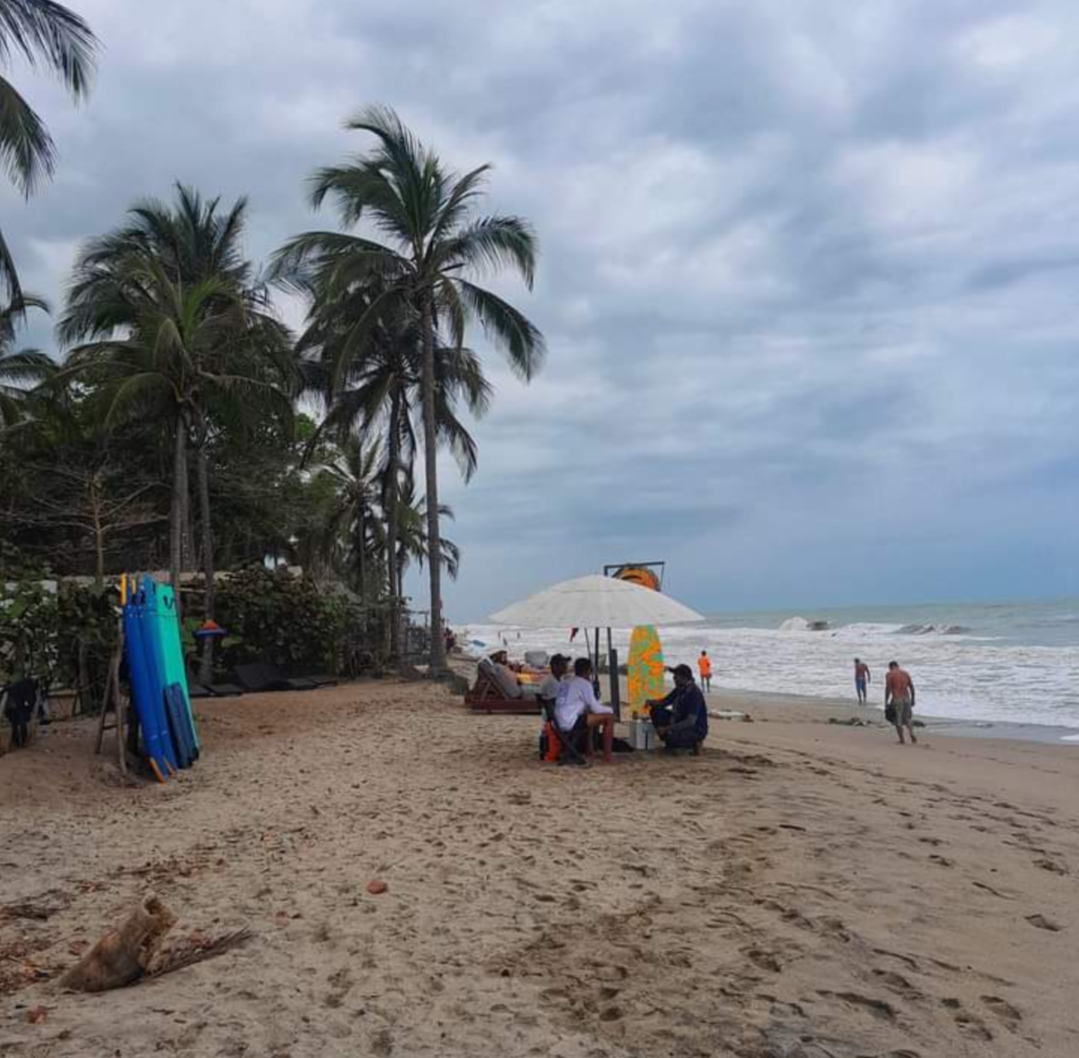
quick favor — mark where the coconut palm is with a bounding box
[0,295,53,427]
[292,270,491,655]
[394,477,459,602]
[0,0,98,299]
[309,435,385,600]
[60,189,295,677]
[275,105,544,673]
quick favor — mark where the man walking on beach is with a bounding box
[854,658,870,704]
[698,650,712,693]
[885,661,916,744]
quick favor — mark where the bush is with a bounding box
[0,580,119,710]
[213,567,352,676]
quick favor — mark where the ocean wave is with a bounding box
[778,616,830,632]
[895,623,970,636]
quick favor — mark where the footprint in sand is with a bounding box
[981,995,1022,1033]
[872,969,923,1000]
[816,990,896,1022]
[953,1010,993,1041]
[1025,913,1062,932]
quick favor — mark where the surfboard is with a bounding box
[121,577,174,780]
[626,624,665,719]
[157,584,199,756]
[137,576,183,770]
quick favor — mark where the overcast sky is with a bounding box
[5,0,1077,619]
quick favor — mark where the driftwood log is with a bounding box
[57,896,176,992]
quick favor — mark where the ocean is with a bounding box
[463,597,1079,732]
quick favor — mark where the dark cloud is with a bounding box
[3,0,1076,616]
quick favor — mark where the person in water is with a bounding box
[854,658,871,704]
[885,661,917,744]
[648,664,709,751]
[554,657,614,762]
[697,650,713,692]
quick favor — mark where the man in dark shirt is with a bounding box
[647,664,708,750]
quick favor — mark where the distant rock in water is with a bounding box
[779,616,830,632]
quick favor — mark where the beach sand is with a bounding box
[2,680,1077,1057]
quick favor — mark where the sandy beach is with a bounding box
[2,680,1077,1058]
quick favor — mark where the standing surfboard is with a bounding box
[122,577,176,779]
[136,577,183,770]
[140,576,194,768]
[156,584,199,756]
[626,624,665,719]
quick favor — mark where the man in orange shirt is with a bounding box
[885,661,917,744]
[697,650,712,692]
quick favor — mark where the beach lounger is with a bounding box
[233,663,319,693]
[465,660,540,715]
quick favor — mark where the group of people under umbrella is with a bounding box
[488,574,709,765]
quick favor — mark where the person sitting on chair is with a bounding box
[554,657,614,763]
[536,653,569,701]
[648,664,708,751]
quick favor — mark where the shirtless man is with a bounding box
[854,658,871,704]
[885,661,916,744]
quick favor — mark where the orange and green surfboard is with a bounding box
[626,624,665,719]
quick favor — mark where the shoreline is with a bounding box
[703,684,1079,746]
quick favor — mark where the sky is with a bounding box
[4,0,1078,620]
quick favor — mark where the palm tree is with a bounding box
[60,189,295,677]
[276,105,544,673]
[0,0,98,299]
[290,269,491,656]
[395,477,460,602]
[310,435,385,599]
[0,295,53,427]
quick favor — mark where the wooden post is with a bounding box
[94,618,127,776]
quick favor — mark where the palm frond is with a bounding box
[456,280,546,380]
[438,215,538,288]
[0,73,54,194]
[0,0,98,98]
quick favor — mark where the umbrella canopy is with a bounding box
[489,574,703,628]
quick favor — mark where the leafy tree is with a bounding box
[0,0,98,299]
[275,105,541,670]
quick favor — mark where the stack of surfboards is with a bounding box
[120,574,200,783]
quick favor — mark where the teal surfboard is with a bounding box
[157,583,199,755]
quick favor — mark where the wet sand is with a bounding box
[2,680,1077,1057]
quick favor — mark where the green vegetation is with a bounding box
[0,22,544,678]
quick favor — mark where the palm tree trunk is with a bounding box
[169,422,184,597]
[421,295,446,675]
[355,505,366,603]
[196,429,216,683]
[385,398,402,660]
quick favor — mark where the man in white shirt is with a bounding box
[555,657,614,763]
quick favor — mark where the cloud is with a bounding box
[3,0,1077,616]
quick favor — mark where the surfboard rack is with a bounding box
[94,615,128,778]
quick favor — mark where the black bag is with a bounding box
[884,701,896,724]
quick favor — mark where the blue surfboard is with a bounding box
[122,578,172,781]
[136,577,181,771]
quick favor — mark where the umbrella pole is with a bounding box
[607,627,620,721]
